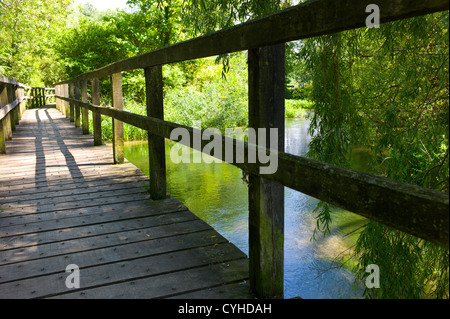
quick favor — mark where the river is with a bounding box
[123,118,366,299]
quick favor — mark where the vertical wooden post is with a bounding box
[30,88,34,108]
[0,84,12,140]
[60,88,66,116]
[145,65,167,199]
[64,84,70,118]
[55,86,59,111]
[69,83,75,122]
[91,78,102,146]
[57,86,62,112]
[17,87,23,120]
[41,88,45,106]
[111,73,124,164]
[74,82,81,128]
[7,85,16,131]
[0,85,5,154]
[13,85,19,126]
[0,118,5,154]
[247,44,285,299]
[81,80,89,134]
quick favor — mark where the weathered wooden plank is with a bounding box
[0,243,246,299]
[0,218,209,256]
[0,174,148,198]
[168,282,252,299]
[50,258,249,299]
[0,167,146,192]
[0,191,150,218]
[0,184,148,210]
[0,165,144,189]
[0,200,182,239]
[0,197,184,229]
[0,208,195,254]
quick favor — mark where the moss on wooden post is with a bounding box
[81,80,89,135]
[74,82,81,128]
[248,44,285,299]
[111,73,124,164]
[64,84,70,118]
[91,78,102,146]
[145,65,167,200]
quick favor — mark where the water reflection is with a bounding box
[124,118,365,299]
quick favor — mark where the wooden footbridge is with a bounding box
[1,0,449,299]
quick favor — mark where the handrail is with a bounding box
[1,75,56,153]
[0,75,28,153]
[58,96,450,249]
[53,0,449,298]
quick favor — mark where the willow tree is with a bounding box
[182,0,449,298]
[302,12,449,298]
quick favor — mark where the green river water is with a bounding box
[123,118,367,299]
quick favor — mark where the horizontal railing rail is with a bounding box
[53,0,449,298]
[58,96,450,248]
[1,76,56,153]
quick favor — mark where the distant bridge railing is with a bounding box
[0,75,55,153]
[54,0,449,298]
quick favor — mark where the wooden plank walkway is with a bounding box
[0,107,250,299]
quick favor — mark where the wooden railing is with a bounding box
[54,0,449,298]
[0,75,56,154]
[0,76,27,154]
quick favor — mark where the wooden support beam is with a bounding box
[0,119,5,154]
[111,73,124,164]
[64,84,70,118]
[248,45,286,299]
[74,82,81,128]
[69,83,75,122]
[81,80,89,134]
[7,86,16,131]
[0,84,12,140]
[91,78,102,146]
[145,65,167,200]
[55,85,59,111]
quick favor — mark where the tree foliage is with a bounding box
[0,0,72,85]
[303,12,449,298]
